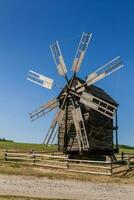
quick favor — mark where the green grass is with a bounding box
[0,141,62,179]
[119,145,134,153]
[0,141,134,154]
[119,148,134,153]
[0,141,58,152]
[0,195,69,200]
[119,144,134,150]
[0,141,134,183]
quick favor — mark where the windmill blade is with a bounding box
[29,98,59,121]
[71,107,89,151]
[86,56,123,86]
[43,92,69,145]
[43,110,58,145]
[71,107,83,132]
[59,72,90,151]
[50,41,67,76]
[43,109,65,144]
[50,129,58,145]
[79,92,117,119]
[27,70,53,89]
[71,32,92,73]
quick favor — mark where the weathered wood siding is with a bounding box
[58,103,113,152]
[89,109,113,151]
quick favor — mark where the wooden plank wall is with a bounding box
[89,109,113,150]
[58,102,113,152]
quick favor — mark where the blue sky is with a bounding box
[0,0,134,145]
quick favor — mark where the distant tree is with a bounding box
[119,144,134,149]
[0,138,14,142]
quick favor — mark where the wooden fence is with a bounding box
[115,152,134,169]
[122,154,134,169]
[3,150,133,176]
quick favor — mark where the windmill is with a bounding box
[27,32,123,159]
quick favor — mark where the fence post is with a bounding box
[66,160,69,169]
[110,160,113,176]
[32,151,35,163]
[4,149,7,161]
[121,152,124,160]
[51,150,54,156]
[127,156,130,169]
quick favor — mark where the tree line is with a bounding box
[0,138,14,142]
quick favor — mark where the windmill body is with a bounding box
[27,32,123,160]
[58,76,118,159]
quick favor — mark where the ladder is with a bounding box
[72,107,89,151]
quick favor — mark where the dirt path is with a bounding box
[0,174,134,200]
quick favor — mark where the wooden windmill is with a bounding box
[27,32,123,159]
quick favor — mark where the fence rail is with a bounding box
[3,150,133,176]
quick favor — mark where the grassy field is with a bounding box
[0,195,68,200]
[0,141,134,154]
[0,141,134,184]
[0,141,58,162]
[0,141,134,151]
[0,141,58,152]
[119,148,134,153]
[0,143,133,200]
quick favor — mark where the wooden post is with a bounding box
[4,149,7,161]
[66,160,69,169]
[63,101,68,152]
[127,156,130,169]
[115,110,119,151]
[121,152,124,160]
[51,150,54,156]
[33,151,35,163]
[110,160,113,176]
